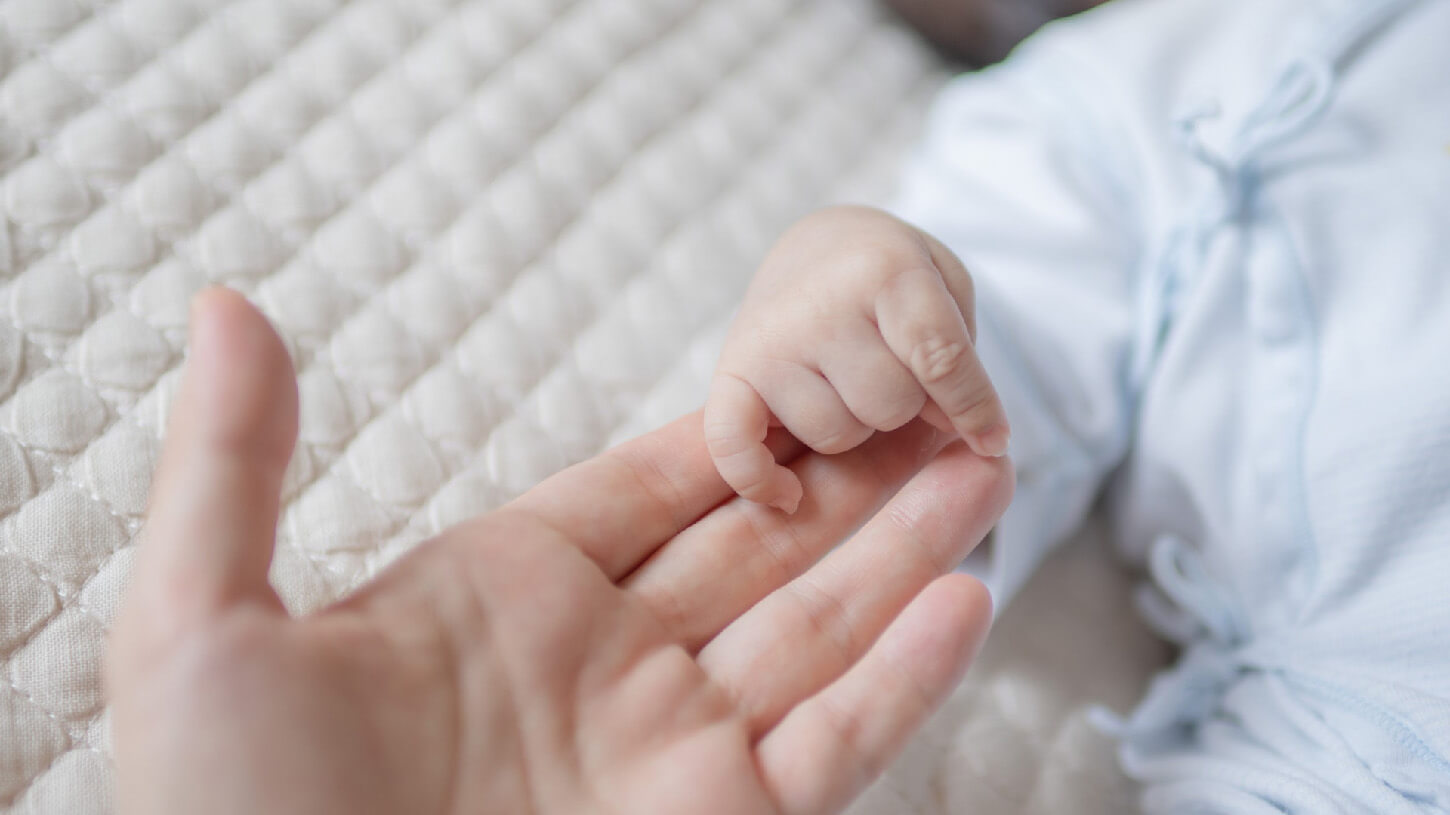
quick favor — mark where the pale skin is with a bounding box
[106,289,1014,815]
[706,206,1010,513]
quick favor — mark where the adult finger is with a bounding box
[875,266,1010,458]
[699,443,1011,734]
[503,409,802,580]
[624,420,951,649]
[131,288,298,622]
[757,574,993,815]
[703,372,804,513]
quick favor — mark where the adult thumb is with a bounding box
[133,288,299,622]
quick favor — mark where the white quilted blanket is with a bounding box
[0,0,1168,811]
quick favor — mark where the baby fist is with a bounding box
[705,206,1009,512]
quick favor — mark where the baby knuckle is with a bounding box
[730,468,776,501]
[808,430,846,454]
[944,380,998,419]
[859,248,928,288]
[861,390,926,430]
[704,429,753,460]
[808,427,862,455]
[910,337,967,384]
[858,244,913,278]
[874,258,935,299]
[945,262,975,299]
[871,404,918,432]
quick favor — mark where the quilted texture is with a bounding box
[0,0,1167,811]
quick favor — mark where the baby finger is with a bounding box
[875,269,1010,457]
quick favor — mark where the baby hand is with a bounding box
[705,206,1010,513]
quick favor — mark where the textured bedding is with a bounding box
[0,0,1168,811]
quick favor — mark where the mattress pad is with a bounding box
[0,0,1167,811]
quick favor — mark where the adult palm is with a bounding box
[107,290,1012,815]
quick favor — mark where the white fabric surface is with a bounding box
[0,0,1166,812]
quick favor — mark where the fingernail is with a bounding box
[967,426,1010,458]
[772,489,802,514]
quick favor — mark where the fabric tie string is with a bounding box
[1129,56,1336,387]
[1090,535,1258,765]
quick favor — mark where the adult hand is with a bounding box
[107,289,1013,815]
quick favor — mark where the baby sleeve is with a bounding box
[890,32,1143,608]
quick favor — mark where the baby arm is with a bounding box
[705,205,1009,512]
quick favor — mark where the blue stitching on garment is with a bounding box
[1261,207,1325,630]
[1284,670,1450,780]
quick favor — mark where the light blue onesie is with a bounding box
[892,0,1450,810]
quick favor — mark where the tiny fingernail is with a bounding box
[772,492,801,514]
[968,426,1011,458]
